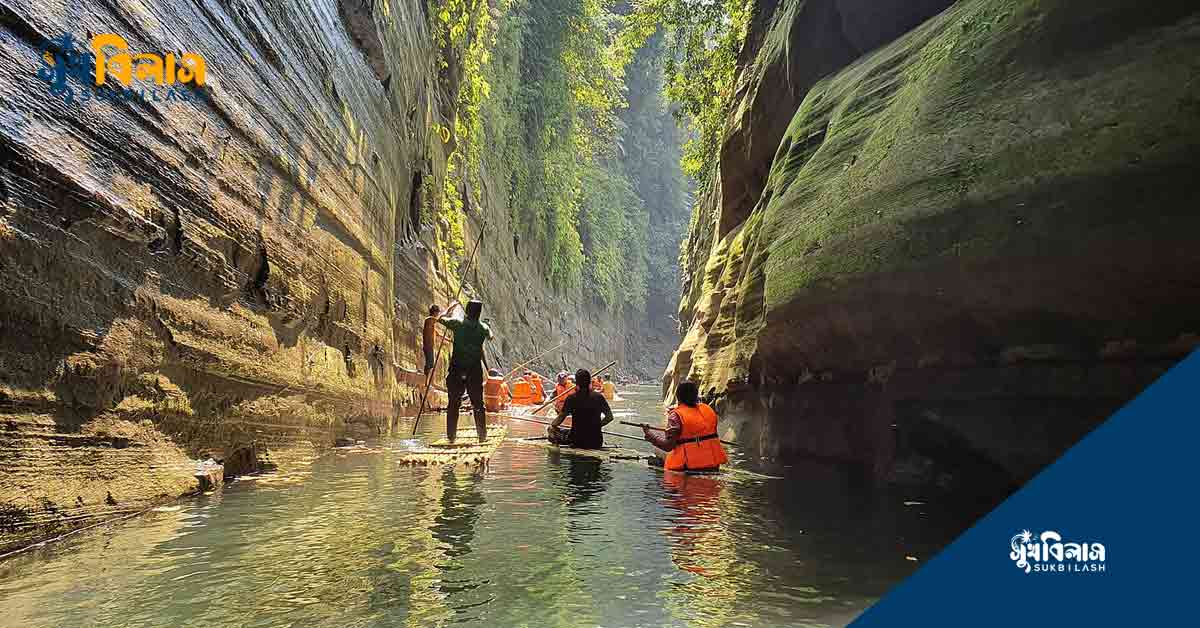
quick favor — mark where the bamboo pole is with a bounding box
[502,340,567,382]
[619,420,739,447]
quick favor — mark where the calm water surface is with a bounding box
[0,385,977,627]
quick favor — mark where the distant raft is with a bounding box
[397,425,508,466]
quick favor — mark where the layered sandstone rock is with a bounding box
[670,0,1200,489]
[0,0,641,551]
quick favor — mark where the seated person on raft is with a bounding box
[552,371,574,413]
[642,381,729,472]
[547,369,614,449]
[483,368,511,411]
[601,373,616,400]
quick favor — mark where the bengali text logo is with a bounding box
[35,33,208,105]
[1010,529,1106,574]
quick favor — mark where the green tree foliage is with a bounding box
[428,0,691,318]
[618,0,751,181]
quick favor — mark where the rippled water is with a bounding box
[0,386,979,627]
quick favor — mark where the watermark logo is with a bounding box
[1010,529,1106,574]
[36,33,207,105]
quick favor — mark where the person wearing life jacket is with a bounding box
[483,368,511,412]
[601,373,616,401]
[527,370,546,404]
[552,371,574,413]
[643,381,729,472]
[591,375,603,393]
[510,374,535,405]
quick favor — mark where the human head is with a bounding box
[604,374,611,381]
[465,300,483,320]
[676,381,700,407]
[557,371,568,383]
[575,369,591,391]
[429,304,441,316]
[488,368,500,377]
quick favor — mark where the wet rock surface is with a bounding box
[0,0,647,551]
[670,0,1200,491]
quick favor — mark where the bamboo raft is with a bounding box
[512,437,782,481]
[514,438,649,463]
[397,425,508,466]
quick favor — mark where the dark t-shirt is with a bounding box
[438,317,492,370]
[561,390,612,449]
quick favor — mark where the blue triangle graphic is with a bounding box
[850,349,1199,626]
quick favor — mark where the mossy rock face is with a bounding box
[669,0,1200,474]
[718,0,958,240]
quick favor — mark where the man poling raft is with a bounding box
[640,380,729,472]
[437,300,493,443]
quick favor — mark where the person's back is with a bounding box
[530,373,546,403]
[443,316,490,370]
[549,369,613,449]
[643,381,729,472]
[483,369,508,411]
[511,378,534,404]
[562,389,608,449]
[421,304,442,375]
[437,301,492,443]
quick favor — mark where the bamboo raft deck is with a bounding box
[514,438,649,462]
[512,438,782,481]
[397,425,509,466]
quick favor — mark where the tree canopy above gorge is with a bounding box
[427,0,740,325]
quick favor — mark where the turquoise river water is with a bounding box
[0,385,979,627]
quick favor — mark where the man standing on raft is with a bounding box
[437,300,492,443]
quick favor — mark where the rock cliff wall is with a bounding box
[670,0,1200,490]
[0,0,640,552]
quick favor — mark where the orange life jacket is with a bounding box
[664,403,729,472]
[529,374,546,403]
[601,380,615,400]
[511,379,535,405]
[553,382,574,412]
[483,376,510,411]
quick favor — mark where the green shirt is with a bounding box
[438,317,492,370]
